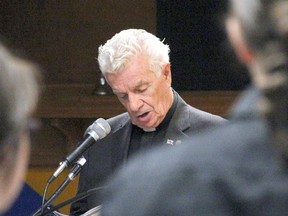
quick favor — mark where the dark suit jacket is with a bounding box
[70,91,225,215]
[101,87,288,216]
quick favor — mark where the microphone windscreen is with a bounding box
[91,118,111,139]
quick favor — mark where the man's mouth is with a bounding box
[137,112,149,118]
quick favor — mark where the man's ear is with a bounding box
[162,63,172,84]
[226,17,254,64]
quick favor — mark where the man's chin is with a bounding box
[133,122,151,129]
[135,122,159,130]
[132,116,160,129]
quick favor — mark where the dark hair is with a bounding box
[231,0,288,157]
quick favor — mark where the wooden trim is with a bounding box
[30,84,240,167]
[36,84,239,118]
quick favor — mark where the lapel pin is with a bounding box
[166,139,174,145]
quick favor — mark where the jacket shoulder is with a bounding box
[107,112,130,133]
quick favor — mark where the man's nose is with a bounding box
[128,94,143,112]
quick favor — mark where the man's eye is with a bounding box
[119,94,128,100]
[138,87,147,93]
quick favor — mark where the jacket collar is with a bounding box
[229,85,261,120]
[164,91,192,145]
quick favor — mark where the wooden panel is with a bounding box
[35,84,125,119]
[30,84,240,167]
[35,84,239,118]
[30,118,92,166]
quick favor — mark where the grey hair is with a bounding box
[0,44,40,147]
[98,29,170,77]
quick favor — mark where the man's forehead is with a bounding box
[112,79,150,94]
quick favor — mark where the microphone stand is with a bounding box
[38,186,107,216]
[33,157,86,216]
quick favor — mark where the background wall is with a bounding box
[0,0,249,91]
[0,0,156,84]
[156,0,250,90]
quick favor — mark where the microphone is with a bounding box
[34,157,87,216]
[67,156,87,180]
[48,118,111,184]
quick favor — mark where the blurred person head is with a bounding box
[226,0,288,157]
[98,29,173,130]
[0,43,40,213]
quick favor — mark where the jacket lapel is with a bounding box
[164,93,191,146]
[110,114,133,169]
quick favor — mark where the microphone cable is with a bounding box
[33,156,86,216]
[39,186,107,216]
[40,182,50,215]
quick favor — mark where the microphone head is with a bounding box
[89,118,111,139]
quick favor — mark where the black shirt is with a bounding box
[128,90,178,158]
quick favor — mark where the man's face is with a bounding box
[105,55,173,129]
